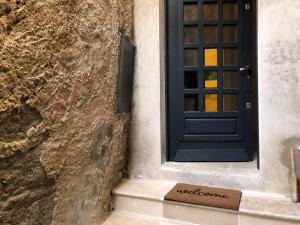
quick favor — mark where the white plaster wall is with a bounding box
[130,0,300,196]
[257,0,300,194]
[130,0,163,178]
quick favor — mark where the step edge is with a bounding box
[113,191,163,202]
[239,209,300,222]
[113,192,300,222]
[108,210,200,225]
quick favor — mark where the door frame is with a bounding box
[165,0,259,163]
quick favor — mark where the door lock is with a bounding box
[245,3,251,10]
[246,102,251,109]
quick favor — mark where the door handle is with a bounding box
[240,65,251,73]
[240,65,251,79]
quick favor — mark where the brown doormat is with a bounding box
[164,183,242,210]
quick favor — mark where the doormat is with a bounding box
[164,183,242,210]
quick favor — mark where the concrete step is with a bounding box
[111,179,300,225]
[103,211,197,225]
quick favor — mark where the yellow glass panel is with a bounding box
[204,49,218,66]
[204,71,218,88]
[205,80,217,88]
[205,94,218,112]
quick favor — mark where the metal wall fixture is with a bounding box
[117,35,136,113]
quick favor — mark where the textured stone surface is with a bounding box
[0,0,133,224]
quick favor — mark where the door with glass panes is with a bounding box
[167,0,253,161]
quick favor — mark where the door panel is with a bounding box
[185,118,237,135]
[167,0,253,162]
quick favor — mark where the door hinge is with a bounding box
[246,102,251,109]
[245,3,251,10]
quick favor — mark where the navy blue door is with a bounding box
[167,0,254,161]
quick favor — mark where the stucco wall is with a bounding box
[0,0,133,225]
[257,0,300,194]
[130,0,300,196]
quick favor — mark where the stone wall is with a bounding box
[0,0,133,224]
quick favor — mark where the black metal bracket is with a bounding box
[117,35,136,113]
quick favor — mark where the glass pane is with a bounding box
[184,27,198,43]
[204,71,218,88]
[223,25,237,43]
[223,71,238,88]
[204,48,218,66]
[203,3,218,20]
[185,94,198,111]
[223,48,237,65]
[223,94,238,112]
[205,94,218,112]
[204,26,218,43]
[223,2,237,20]
[184,71,198,89]
[184,3,198,21]
[184,49,198,66]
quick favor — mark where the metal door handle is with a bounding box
[240,65,251,80]
[240,65,251,72]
